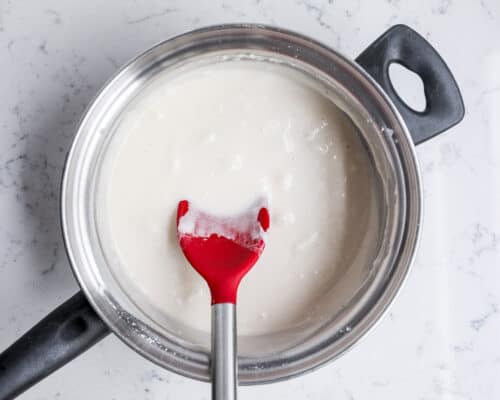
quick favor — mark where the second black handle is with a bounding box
[0,291,110,400]
[356,24,465,144]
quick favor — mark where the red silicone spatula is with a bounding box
[176,199,269,400]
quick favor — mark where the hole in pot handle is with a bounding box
[356,24,465,145]
[388,62,426,113]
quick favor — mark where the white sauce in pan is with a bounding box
[101,60,379,335]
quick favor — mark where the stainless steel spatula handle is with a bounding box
[212,303,237,400]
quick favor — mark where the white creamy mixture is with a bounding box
[102,60,378,335]
[177,200,267,249]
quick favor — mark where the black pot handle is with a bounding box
[0,291,110,399]
[356,24,464,144]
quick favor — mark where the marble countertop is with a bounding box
[1,0,499,399]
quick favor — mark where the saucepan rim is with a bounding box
[61,23,422,384]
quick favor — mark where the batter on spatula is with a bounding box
[177,199,270,304]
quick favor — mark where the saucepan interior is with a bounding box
[61,25,421,384]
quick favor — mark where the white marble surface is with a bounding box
[1,0,499,398]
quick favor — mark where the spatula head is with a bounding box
[176,200,269,304]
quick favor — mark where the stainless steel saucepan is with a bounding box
[0,24,464,399]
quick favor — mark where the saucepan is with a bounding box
[0,24,464,399]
